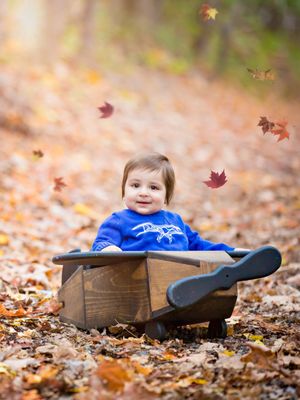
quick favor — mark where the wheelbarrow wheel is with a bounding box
[207,319,227,338]
[145,321,167,341]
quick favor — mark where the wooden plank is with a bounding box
[83,260,151,329]
[58,266,86,328]
[148,251,234,266]
[147,258,237,313]
[53,251,147,266]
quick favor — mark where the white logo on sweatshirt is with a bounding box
[132,222,183,243]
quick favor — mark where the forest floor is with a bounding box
[0,62,299,399]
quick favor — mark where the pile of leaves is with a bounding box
[0,34,299,399]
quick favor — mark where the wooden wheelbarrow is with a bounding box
[52,246,281,340]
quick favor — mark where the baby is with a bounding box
[91,152,245,253]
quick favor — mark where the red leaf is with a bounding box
[204,170,227,189]
[98,102,114,118]
[258,116,275,134]
[53,177,67,192]
[271,120,290,142]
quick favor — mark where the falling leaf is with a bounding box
[247,68,275,81]
[200,4,218,20]
[271,120,290,142]
[32,149,44,159]
[98,102,114,118]
[258,116,275,134]
[53,177,67,192]
[204,170,227,188]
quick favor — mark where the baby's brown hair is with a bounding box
[121,152,175,205]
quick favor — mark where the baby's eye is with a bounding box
[131,183,139,188]
[150,185,159,190]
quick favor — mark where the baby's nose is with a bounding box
[139,187,149,195]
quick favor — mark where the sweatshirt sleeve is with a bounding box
[91,214,122,251]
[185,223,234,251]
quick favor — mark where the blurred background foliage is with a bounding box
[0,0,299,98]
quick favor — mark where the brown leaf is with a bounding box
[241,342,276,369]
[247,68,275,81]
[32,149,44,159]
[258,116,275,134]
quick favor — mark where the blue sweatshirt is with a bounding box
[91,209,234,252]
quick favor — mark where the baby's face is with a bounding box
[124,168,167,215]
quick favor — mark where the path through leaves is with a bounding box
[0,63,299,399]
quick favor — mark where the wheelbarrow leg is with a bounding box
[207,319,227,339]
[145,321,167,341]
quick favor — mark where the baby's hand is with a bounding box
[101,245,122,252]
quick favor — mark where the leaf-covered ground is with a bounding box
[0,64,299,399]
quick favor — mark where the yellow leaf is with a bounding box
[177,377,207,387]
[85,69,102,84]
[0,234,9,245]
[0,362,15,376]
[207,7,218,20]
[223,350,235,356]
[244,333,264,342]
[73,203,101,219]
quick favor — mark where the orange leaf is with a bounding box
[96,359,131,392]
[271,120,290,142]
[0,303,27,317]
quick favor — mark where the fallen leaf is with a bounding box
[271,120,290,142]
[247,68,275,81]
[96,359,131,392]
[258,116,275,134]
[241,342,275,369]
[0,234,9,245]
[73,203,100,219]
[203,170,227,188]
[0,303,27,318]
[98,102,114,118]
[200,4,218,20]
[53,177,67,192]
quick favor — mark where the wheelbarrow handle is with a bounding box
[166,246,281,310]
